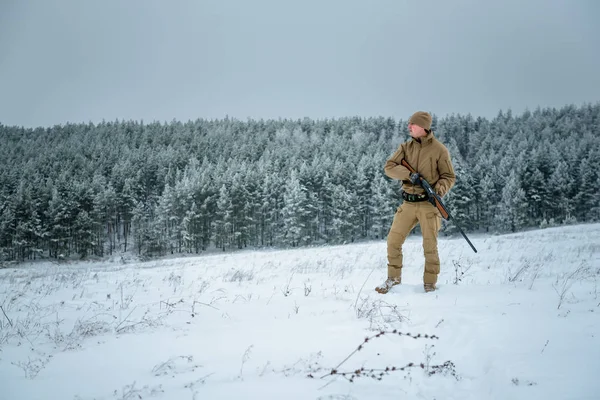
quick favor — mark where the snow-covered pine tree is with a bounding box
[212,184,233,251]
[495,170,527,232]
[573,156,598,222]
[477,173,496,232]
[182,201,202,253]
[442,138,473,234]
[368,175,395,239]
[280,170,310,247]
[548,160,572,224]
[329,183,361,243]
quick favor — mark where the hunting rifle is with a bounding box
[401,159,477,253]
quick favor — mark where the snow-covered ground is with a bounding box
[1,223,599,400]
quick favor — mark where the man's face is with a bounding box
[408,123,427,138]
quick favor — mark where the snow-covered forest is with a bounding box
[1,103,599,262]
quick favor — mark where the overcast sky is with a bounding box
[1,0,599,128]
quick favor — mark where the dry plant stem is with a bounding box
[192,300,219,311]
[1,305,13,327]
[553,264,590,309]
[541,340,549,354]
[354,266,376,311]
[321,330,439,379]
[115,306,137,332]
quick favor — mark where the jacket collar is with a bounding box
[411,131,434,146]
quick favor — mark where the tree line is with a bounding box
[1,103,599,263]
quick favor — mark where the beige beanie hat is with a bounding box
[408,111,432,130]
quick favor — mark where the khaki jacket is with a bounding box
[384,132,456,197]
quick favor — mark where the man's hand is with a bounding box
[429,186,442,206]
[409,172,421,185]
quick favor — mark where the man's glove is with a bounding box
[428,186,442,207]
[409,172,421,185]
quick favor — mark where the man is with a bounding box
[376,111,456,294]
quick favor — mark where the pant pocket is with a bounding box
[426,211,441,232]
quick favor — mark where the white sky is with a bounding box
[1,0,599,128]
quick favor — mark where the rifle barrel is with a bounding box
[455,223,478,253]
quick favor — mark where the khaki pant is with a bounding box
[386,201,442,285]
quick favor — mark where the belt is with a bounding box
[402,192,429,202]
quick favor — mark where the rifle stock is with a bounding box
[400,159,477,253]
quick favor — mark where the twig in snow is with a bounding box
[11,355,51,379]
[541,340,549,354]
[310,330,458,384]
[528,264,541,290]
[1,305,13,327]
[453,258,472,285]
[191,300,219,317]
[266,286,277,305]
[354,265,377,312]
[281,274,294,297]
[553,264,590,309]
[328,330,438,375]
[304,281,312,296]
[160,299,183,309]
[238,345,254,380]
[114,306,137,332]
[185,373,215,400]
[509,261,530,283]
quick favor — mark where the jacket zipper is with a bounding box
[415,143,421,194]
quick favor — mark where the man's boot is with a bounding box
[424,283,436,293]
[375,277,401,294]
